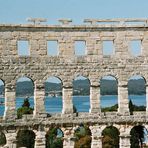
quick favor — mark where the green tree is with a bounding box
[0,131,6,146]
[130,125,145,148]
[74,124,91,148]
[22,98,30,108]
[102,126,119,148]
[16,130,35,148]
[17,98,33,118]
[46,127,63,148]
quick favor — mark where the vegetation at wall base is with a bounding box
[130,125,145,148]
[16,130,35,148]
[0,132,6,146]
[46,127,63,148]
[102,126,119,148]
[74,124,91,148]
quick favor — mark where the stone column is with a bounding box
[119,124,132,148]
[58,34,74,56]
[119,135,131,148]
[118,84,129,115]
[142,37,148,56]
[34,130,46,148]
[62,87,73,114]
[4,85,16,120]
[4,130,17,148]
[34,83,45,117]
[62,127,74,148]
[90,125,103,148]
[114,33,129,58]
[89,85,101,114]
[146,85,148,113]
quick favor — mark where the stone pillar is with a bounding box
[119,135,131,148]
[58,34,74,56]
[118,84,129,115]
[119,124,132,148]
[62,87,73,114]
[146,85,148,113]
[89,85,101,114]
[34,83,45,117]
[114,33,129,58]
[4,85,16,120]
[62,127,74,148]
[4,130,17,148]
[34,131,46,148]
[142,37,148,56]
[90,125,103,148]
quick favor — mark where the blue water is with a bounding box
[0,95,146,116]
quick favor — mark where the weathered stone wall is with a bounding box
[0,19,148,147]
[1,21,148,116]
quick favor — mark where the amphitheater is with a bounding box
[0,18,148,147]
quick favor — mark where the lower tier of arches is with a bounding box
[0,120,148,148]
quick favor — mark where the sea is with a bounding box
[0,95,146,116]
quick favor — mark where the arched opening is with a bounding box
[46,127,63,148]
[45,76,62,113]
[73,76,90,112]
[128,75,146,113]
[100,76,118,112]
[0,80,4,116]
[0,131,6,146]
[102,126,119,148]
[16,130,35,148]
[74,124,91,148]
[130,125,148,148]
[16,77,34,118]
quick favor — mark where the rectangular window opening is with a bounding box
[130,40,141,57]
[102,40,114,56]
[74,41,86,56]
[47,40,58,56]
[18,40,30,56]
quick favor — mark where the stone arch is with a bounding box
[102,126,120,148]
[15,74,36,83]
[0,130,6,146]
[16,129,35,148]
[45,75,63,85]
[100,75,118,112]
[100,74,119,82]
[130,125,147,148]
[73,73,90,80]
[45,76,63,113]
[99,72,119,81]
[128,75,146,112]
[128,74,146,84]
[16,76,34,118]
[46,126,64,148]
[101,124,120,133]
[0,79,5,117]
[72,75,90,112]
[74,123,92,148]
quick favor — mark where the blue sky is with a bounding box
[0,0,148,24]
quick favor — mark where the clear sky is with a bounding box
[0,0,148,24]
